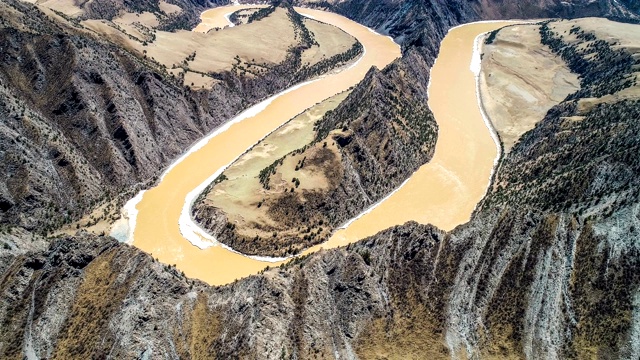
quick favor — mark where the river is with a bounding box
[324,22,515,244]
[124,6,514,286]
[125,7,399,285]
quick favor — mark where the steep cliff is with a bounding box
[2,182,638,358]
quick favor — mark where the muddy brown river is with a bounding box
[126,6,513,285]
[326,22,515,244]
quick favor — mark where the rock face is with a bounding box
[1,0,640,359]
[2,195,639,358]
[0,0,234,232]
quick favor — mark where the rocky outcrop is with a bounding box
[0,0,231,232]
[2,195,638,358]
[0,226,446,359]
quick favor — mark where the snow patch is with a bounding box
[112,190,146,246]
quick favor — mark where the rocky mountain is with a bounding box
[1,0,640,359]
[3,76,639,356]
